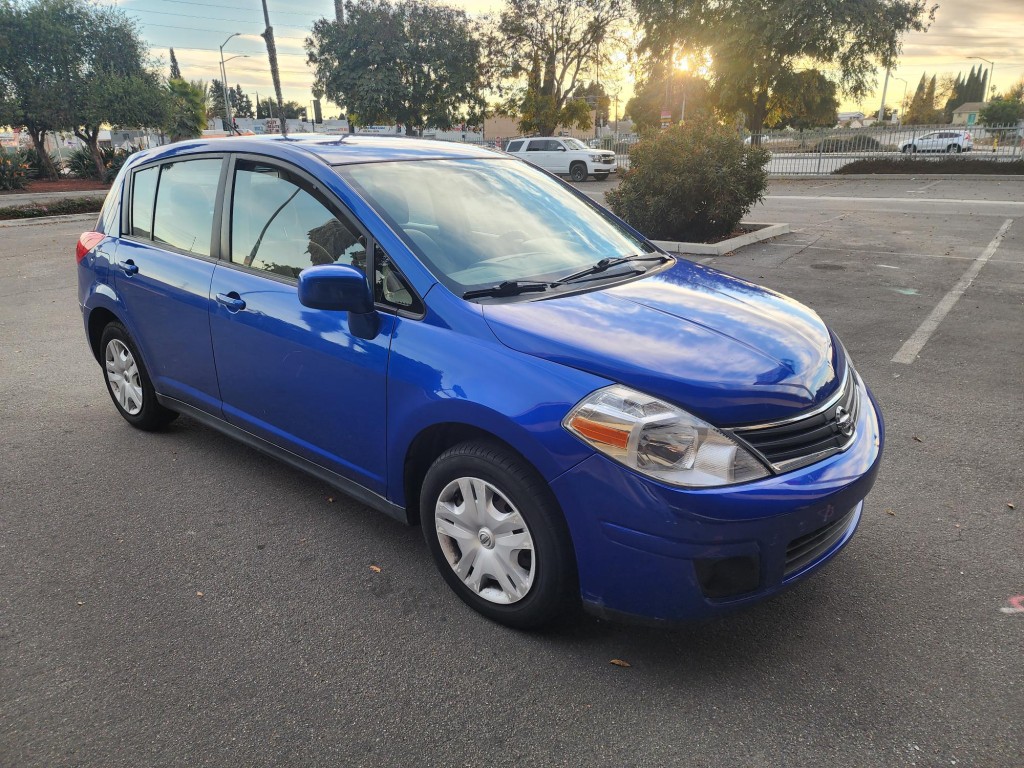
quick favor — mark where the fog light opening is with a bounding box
[694,555,761,599]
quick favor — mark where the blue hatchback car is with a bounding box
[77,136,883,628]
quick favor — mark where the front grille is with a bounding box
[731,369,859,472]
[784,508,857,576]
[599,156,615,164]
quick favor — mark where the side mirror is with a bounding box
[298,264,374,313]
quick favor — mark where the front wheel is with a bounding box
[569,162,588,183]
[420,441,578,629]
[100,322,178,431]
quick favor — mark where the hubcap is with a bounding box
[104,339,143,416]
[434,477,535,605]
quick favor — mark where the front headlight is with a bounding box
[590,154,603,162]
[563,386,770,487]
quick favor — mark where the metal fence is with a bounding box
[499,123,1024,177]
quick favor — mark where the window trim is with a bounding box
[220,152,425,317]
[120,153,229,263]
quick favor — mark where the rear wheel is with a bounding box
[947,144,961,153]
[902,144,916,154]
[100,322,178,431]
[420,441,577,629]
[569,162,588,182]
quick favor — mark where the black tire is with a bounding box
[947,144,961,153]
[902,145,916,154]
[99,322,178,431]
[420,440,578,629]
[569,162,588,183]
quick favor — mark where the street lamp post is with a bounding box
[892,76,909,122]
[219,33,241,134]
[968,56,995,100]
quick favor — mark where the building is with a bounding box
[951,102,987,126]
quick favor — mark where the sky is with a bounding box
[119,0,1024,120]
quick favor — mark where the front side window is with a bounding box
[152,159,222,256]
[339,158,651,295]
[230,159,366,280]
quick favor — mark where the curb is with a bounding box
[772,173,1024,181]
[0,212,99,227]
[652,222,790,256]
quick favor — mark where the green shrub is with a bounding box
[811,135,883,153]
[68,147,100,179]
[104,148,137,182]
[0,149,32,190]
[606,121,770,242]
[0,196,104,220]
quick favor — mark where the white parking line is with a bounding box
[892,218,1014,364]
[907,180,943,194]
[767,195,1024,206]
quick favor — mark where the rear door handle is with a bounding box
[215,292,246,312]
[116,259,139,276]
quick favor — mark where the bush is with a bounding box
[67,147,100,179]
[811,135,883,153]
[605,121,770,242]
[104,148,137,182]
[835,158,1024,175]
[0,196,104,220]
[0,149,32,190]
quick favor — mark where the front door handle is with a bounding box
[116,259,139,276]
[215,292,246,312]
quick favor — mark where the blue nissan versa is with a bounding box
[77,136,883,628]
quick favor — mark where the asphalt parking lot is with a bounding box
[2,176,1022,767]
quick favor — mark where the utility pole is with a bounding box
[219,33,240,134]
[260,0,287,137]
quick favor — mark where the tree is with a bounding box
[571,81,610,126]
[904,71,944,124]
[487,0,626,135]
[766,70,839,129]
[71,6,166,178]
[632,0,935,139]
[1003,77,1024,103]
[979,98,1024,127]
[169,48,181,80]
[307,0,483,134]
[231,84,254,119]
[163,78,206,142]
[0,0,89,179]
[625,70,713,133]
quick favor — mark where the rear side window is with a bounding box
[230,159,366,280]
[526,140,547,151]
[152,159,222,257]
[130,166,158,238]
[506,140,523,153]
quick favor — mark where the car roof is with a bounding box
[138,134,502,166]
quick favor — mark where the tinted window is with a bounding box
[231,159,366,280]
[130,166,158,238]
[506,140,523,153]
[526,140,547,151]
[152,159,222,256]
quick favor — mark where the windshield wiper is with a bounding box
[553,253,671,285]
[462,280,552,300]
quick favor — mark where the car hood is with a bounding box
[481,260,845,426]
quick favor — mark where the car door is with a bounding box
[919,132,940,151]
[208,155,394,494]
[524,139,560,173]
[114,155,225,413]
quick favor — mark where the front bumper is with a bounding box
[549,380,884,623]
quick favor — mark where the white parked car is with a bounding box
[504,136,617,181]
[901,130,973,154]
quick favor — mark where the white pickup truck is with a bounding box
[504,137,617,182]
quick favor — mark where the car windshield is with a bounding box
[337,158,651,294]
[563,138,589,150]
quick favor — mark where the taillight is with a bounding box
[76,231,104,263]
[965,132,972,141]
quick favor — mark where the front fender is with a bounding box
[385,304,608,508]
